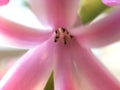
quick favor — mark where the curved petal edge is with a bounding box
[0,16,53,48]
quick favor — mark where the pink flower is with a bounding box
[0,0,9,6]
[0,0,120,90]
[102,0,120,6]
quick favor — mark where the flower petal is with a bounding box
[0,0,9,6]
[0,40,55,90]
[71,41,120,90]
[71,7,120,48]
[0,17,52,48]
[102,0,120,6]
[27,0,80,29]
[73,15,82,28]
[54,42,80,90]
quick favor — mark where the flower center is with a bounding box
[54,27,73,44]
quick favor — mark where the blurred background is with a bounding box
[0,0,120,82]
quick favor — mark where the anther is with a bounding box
[54,39,57,42]
[64,40,67,44]
[70,35,73,39]
[54,34,60,42]
[55,30,58,34]
[54,36,59,42]
[66,31,69,34]
[56,36,59,39]
[61,28,66,33]
[63,37,67,45]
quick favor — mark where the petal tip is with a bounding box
[102,0,120,6]
[0,0,9,6]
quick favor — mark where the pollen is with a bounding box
[54,27,73,44]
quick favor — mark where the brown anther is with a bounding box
[61,28,66,32]
[66,31,69,34]
[63,37,67,45]
[70,35,73,39]
[64,40,67,44]
[55,36,59,39]
[54,39,57,42]
[54,36,59,42]
[55,30,58,34]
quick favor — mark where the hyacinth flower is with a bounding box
[102,0,120,6]
[0,0,120,90]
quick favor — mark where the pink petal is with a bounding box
[54,42,80,90]
[73,15,82,28]
[102,0,120,6]
[0,17,52,48]
[71,41,120,90]
[0,0,9,6]
[71,7,120,48]
[0,40,55,90]
[27,0,80,29]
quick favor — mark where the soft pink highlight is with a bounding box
[0,0,9,6]
[102,0,120,6]
[27,0,80,28]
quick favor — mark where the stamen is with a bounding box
[63,36,67,45]
[55,30,58,34]
[54,36,59,42]
[54,39,57,42]
[54,27,73,44]
[70,35,73,39]
[66,31,69,34]
[61,27,66,32]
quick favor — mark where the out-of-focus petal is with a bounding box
[0,17,53,48]
[71,41,120,90]
[102,0,120,6]
[71,7,120,48]
[54,42,80,90]
[26,0,80,29]
[0,0,9,6]
[0,40,55,90]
